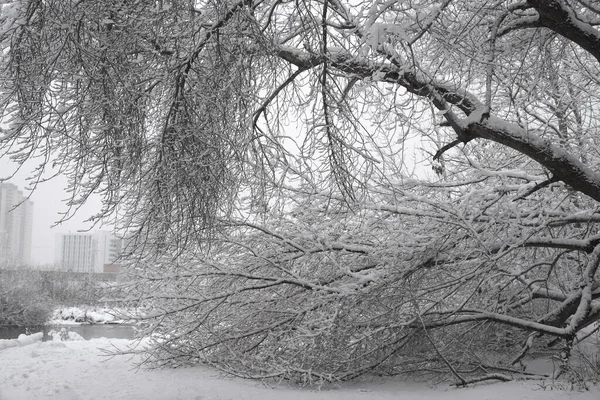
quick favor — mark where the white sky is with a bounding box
[0,156,104,265]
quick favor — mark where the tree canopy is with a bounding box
[1,0,600,385]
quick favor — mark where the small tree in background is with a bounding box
[0,268,103,327]
[0,270,53,326]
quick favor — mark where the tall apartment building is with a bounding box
[54,230,122,273]
[0,182,33,266]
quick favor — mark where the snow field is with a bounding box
[0,333,599,400]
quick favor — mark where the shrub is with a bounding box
[0,270,54,326]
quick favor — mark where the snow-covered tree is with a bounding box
[1,0,600,384]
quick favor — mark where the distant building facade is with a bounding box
[54,230,122,273]
[0,182,33,266]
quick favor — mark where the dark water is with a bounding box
[0,325,47,340]
[0,324,136,340]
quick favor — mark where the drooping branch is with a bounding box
[427,309,574,338]
[433,138,462,161]
[497,16,541,37]
[464,116,600,202]
[512,176,560,201]
[519,236,600,254]
[528,0,600,63]
[565,243,600,334]
[275,45,600,202]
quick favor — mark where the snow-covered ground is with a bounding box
[0,333,598,400]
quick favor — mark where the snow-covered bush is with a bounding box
[49,306,127,325]
[47,328,84,342]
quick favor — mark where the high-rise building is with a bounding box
[54,230,122,273]
[0,182,33,267]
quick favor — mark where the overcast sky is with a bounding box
[1,155,104,265]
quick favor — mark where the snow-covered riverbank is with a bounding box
[0,333,598,400]
[47,306,134,325]
[2,308,598,399]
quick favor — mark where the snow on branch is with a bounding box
[528,0,600,63]
[275,43,600,203]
